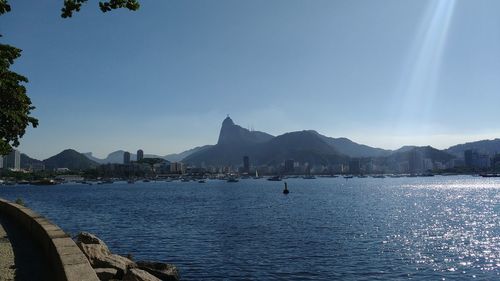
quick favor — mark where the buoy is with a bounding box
[283,182,289,194]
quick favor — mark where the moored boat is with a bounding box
[267,175,282,181]
[480,173,500,178]
[31,179,58,185]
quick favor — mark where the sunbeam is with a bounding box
[393,0,456,139]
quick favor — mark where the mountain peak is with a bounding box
[217,116,273,145]
[222,115,235,127]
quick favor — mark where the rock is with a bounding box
[76,232,135,277]
[123,268,161,281]
[136,261,180,281]
[80,244,134,276]
[94,267,118,281]
[76,232,103,245]
[75,232,179,281]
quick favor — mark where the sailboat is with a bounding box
[253,170,261,179]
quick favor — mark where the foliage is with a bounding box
[0,0,139,155]
[61,0,140,18]
[137,158,166,166]
[0,168,59,181]
[0,43,38,155]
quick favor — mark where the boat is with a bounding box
[267,175,282,181]
[253,170,261,179]
[198,180,206,183]
[31,179,57,186]
[480,173,500,178]
[97,180,114,185]
[127,180,135,184]
[343,175,354,179]
[227,177,239,183]
[302,175,316,179]
[372,175,385,178]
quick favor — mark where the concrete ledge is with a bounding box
[0,198,99,281]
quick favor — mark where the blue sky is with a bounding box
[2,0,500,159]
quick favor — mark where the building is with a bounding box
[464,149,475,168]
[242,156,250,174]
[284,159,295,174]
[0,155,3,169]
[492,154,500,171]
[349,159,360,174]
[409,150,423,174]
[464,149,490,169]
[2,150,20,171]
[137,149,144,162]
[423,158,434,171]
[123,151,131,164]
[170,162,185,174]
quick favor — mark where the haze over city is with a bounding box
[2,0,500,159]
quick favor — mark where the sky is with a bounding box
[2,0,500,159]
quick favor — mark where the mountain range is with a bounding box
[21,149,99,171]
[17,117,500,170]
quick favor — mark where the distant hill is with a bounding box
[394,146,419,153]
[164,145,213,162]
[312,131,391,158]
[84,151,165,164]
[253,130,347,166]
[183,118,347,166]
[446,139,500,157]
[388,146,455,163]
[43,149,99,170]
[83,152,105,164]
[20,153,43,169]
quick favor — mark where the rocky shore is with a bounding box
[75,232,179,281]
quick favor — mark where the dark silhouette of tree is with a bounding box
[0,0,140,155]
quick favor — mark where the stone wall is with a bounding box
[0,198,99,281]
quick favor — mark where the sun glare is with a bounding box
[394,0,456,138]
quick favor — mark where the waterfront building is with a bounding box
[243,156,250,173]
[56,168,70,173]
[447,158,465,169]
[492,154,500,171]
[477,154,491,169]
[284,159,295,174]
[409,150,423,173]
[137,149,144,161]
[423,158,434,171]
[124,151,131,164]
[349,159,360,174]
[398,161,410,173]
[170,162,185,174]
[464,149,491,169]
[2,149,20,171]
[464,149,474,167]
[29,162,45,172]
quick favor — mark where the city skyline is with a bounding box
[2,0,500,159]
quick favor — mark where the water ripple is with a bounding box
[1,176,499,280]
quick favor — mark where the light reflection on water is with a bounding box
[0,176,499,280]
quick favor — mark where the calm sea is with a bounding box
[1,176,499,280]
